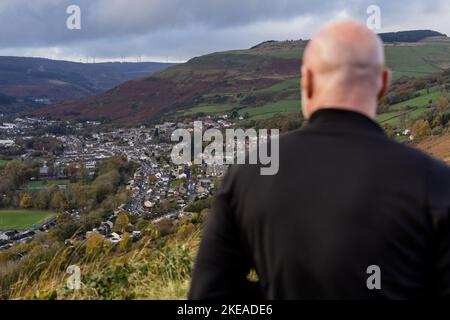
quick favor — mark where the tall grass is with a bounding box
[2,219,202,300]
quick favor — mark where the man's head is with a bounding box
[301,19,391,119]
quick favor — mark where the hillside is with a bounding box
[0,57,175,113]
[378,30,446,43]
[417,134,450,163]
[34,30,450,124]
[1,134,449,300]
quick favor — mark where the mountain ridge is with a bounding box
[0,57,176,113]
[33,29,450,124]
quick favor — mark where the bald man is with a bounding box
[189,20,450,299]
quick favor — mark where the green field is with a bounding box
[385,43,450,79]
[254,78,299,94]
[162,39,450,124]
[0,159,9,166]
[265,50,303,59]
[389,90,444,111]
[0,210,55,230]
[375,84,449,127]
[377,110,406,123]
[21,179,70,190]
[180,105,234,115]
[240,99,300,119]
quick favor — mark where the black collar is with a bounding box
[306,108,385,136]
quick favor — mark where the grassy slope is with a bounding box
[0,210,54,230]
[180,105,234,115]
[35,36,450,124]
[417,133,450,163]
[4,129,450,299]
[389,89,442,110]
[177,39,450,121]
[253,78,299,94]
[171,53,297,119]
[4,218,202,300]
[385,42,450,79]
[378,84,450,127]
[239,99,300,120]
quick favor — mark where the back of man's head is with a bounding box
[301,19,391,119]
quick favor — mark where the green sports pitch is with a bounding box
[0,210,55,230]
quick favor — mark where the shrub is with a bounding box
[114,211,129,233]
[176,222,196,240]
[86,233,105,257]
[119,232,132,252]
[155,218,175,237]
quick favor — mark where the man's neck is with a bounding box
[311,103,376,120]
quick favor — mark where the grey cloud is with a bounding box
[0,0,449,61]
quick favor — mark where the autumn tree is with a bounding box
[50,191,65,211]
[382,123,396,139]
[119,232,132,252]
[86,232,104,257]
[114,211,130,233]
[437,96,450,110]
[19,193,32,208]
[33,190,50,210]
[411,119,431,140]
[79,163,89,185]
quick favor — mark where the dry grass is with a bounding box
[417,133,450,163]
[4,221,202,300]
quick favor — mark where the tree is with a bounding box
[93,170,120,203]
[411,119,431,140]
[176,222,195,240]
[135,218,149,231]
[67,163,78,183]
[184,196,213,213]
[430,114,443,129]
[382,124,396,139]
[20,193,32,208]
[155,218,174,237]
[119,232,132,252]
[173,177,187,189]
[50,191,65,211]
[33,190,50,210]
[50,213,79,241]
[213,177,223,190]
[437,96,450,110]
[114,211,129,233]
[148,175,157,185]
[79,163,89,185]
[86,232,104,256]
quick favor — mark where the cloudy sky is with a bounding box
[0,0,449,63]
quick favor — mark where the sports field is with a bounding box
[0,210,54,230]
[20,179,70,190]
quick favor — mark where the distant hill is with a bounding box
[0,92,16,105]
[378,30,446,43]
[0,57,175,113]
[34,30,450,124]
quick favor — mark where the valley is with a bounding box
[0,29,449,301]
[0,57,175,114]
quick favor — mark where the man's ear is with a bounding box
[378,67,391,100]
[301,66,313,99]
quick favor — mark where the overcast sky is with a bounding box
[0,0,449,63]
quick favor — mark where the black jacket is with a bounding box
[189,108,450,299]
